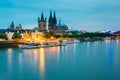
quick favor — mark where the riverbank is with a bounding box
[0,41,24,48]
[0,37,120,48]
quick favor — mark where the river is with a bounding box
[0,40,120,80]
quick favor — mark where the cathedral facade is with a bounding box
[38,11,68,32]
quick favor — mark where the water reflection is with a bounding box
[8,48,12,76]
[39,48,45,78]
[105,39,111,44]
[8,48,12,65]
[33,49,39,63]
[18,53,23,73]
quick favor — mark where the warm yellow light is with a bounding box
[50,36,55,40]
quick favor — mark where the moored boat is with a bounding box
[58,40,67,46]
[18,44,40,49]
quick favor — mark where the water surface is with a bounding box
[0,40,120,80]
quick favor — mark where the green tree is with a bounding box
[44,31,55,38]
[0,33,8,40]
[12,32,22,39]
[44,32,50,38]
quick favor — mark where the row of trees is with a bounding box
[44,32,112,38]
[0,32,112,40]
[0,32,22,40]
[0,33,8,40]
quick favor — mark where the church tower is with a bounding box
[10,21,15,30]
[38,12,46,31]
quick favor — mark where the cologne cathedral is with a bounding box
[48,11,57,31]
[38,11,68,32]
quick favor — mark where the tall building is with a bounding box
[38,12,46,31]
[48,11,57,31]
[10,21,15,30]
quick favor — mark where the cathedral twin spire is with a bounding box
[38,10,57,31]
[48,10,57,27]
[38,10,57,24]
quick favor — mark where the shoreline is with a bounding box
[0,37,120,48]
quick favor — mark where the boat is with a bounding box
[18,44,40,49]
[67,40,74,44]
[40,44,57,48]
[73,39,80,43]
[58,40,67,46]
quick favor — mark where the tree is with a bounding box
[12,32,22,39]
[44,31,55,38]
[44,32,50,38]
[0,33,8,40]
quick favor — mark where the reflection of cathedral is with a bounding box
[38,11,68,32]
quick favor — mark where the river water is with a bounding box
[0,40,120,80]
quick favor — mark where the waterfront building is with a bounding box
[38,12,47,32]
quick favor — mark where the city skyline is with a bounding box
[0,0,120,31]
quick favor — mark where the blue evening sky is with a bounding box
[0,0,120,31]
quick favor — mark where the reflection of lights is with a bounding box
[8,48,12,74]
[33,49,38,62]
[18,53,23,73]
[8,48,12,64]
[86,42,90,57]
[56,47,60,60]
[33,49,39,62]
[93,41,99,47]
[105,40,110,44]
[8,48,12,53]
[40,48,45,77]
[116,39,119,43]
[73,43,76,53]
[19,54,22,63]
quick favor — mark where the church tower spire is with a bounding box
[10,21,15,30]
[41,12,45,22]
[53,11,57,25]
[38,12,46,31]
[48,10,53,30]
[49,10,52,23]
